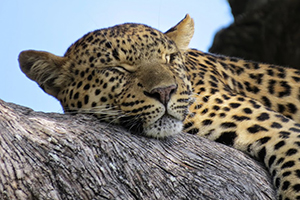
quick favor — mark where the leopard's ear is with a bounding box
[164,14,194,51]
[18,50,71,98]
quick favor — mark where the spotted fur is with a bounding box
[19,15,300,199]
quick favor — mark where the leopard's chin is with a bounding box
[143,115,183,138]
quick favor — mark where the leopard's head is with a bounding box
[18,14,194,138]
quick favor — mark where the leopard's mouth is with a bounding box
[143,114,183,138]
[119,114,183,138]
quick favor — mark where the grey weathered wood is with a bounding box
[0,99,275,200]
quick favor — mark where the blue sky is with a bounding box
[0,0,232,113]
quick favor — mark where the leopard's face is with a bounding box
[19,16,195,138]
[63,24,192,137]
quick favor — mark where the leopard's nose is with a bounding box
[149,84,177,106]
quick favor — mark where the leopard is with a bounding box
[18,14,300,200]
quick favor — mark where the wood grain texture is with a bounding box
[0,99,275,199]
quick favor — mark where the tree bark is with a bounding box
[210,0,300,69]
[0,99,275,199]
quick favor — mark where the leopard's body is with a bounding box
[19,15,300,199]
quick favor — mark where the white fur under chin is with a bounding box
[143,115,183,138]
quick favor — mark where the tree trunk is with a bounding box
[0,99,275,200]
[210,0,300,69]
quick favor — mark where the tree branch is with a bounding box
[0,99,275,199]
